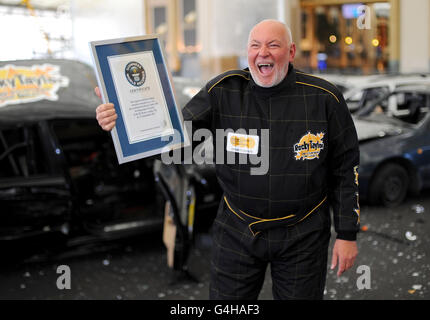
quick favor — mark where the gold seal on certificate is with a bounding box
[108,52,174,144]
[89,36,189,164]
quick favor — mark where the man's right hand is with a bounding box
[95,87,118,132]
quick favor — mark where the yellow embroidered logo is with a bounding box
[294,132,325,160]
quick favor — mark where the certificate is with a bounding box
[89,35,189,164]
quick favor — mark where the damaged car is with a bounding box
[0,59,221,258]
[355,84,430,207]
[345,73,430,114]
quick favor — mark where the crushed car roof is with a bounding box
[0,59,205,125]
[0,59,100,123]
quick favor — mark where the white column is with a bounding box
[277,0,286,23]
[197,0,282,58]
[429,0,430,71]
[196,0,214,60]
[71,0,145,64]
[399,0,430,73]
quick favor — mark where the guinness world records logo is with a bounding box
[125,61,146,87]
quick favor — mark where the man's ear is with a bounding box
[289,43,296,61]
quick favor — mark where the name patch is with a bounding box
[226,132,259,155]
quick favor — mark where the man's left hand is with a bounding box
[330,239,358,277]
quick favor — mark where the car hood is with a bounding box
[353,115,412,142]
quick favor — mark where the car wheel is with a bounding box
[369,163,409,207]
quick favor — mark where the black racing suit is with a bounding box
[182,64,360,299]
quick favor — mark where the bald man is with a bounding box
[96,19,360,300]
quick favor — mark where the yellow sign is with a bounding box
[226,132,259,155]
[294,132,325,161]
[230,136,256,149]
[0,64,69,108]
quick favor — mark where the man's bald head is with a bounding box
[247,19,296,88]
[248,19,293,46]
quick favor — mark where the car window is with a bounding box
[51,119,117,180]
[362,87,390,110]
[51,119,159,220]
[358,91,430,125]
[347,86,389,113]
[394,92,429,125]
[346,90,363,112]
[0,125,49,179]
[50,119,118,205]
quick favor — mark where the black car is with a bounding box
[0,59,221,255]
[355,85,430,207]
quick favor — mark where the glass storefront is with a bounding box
[296,1,391,74]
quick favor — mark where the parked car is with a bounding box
[316,73,383,93]
[0,59,221,251]
[355,84,430,207]
[344,73,430,114]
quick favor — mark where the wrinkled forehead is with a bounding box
[248,22,290,45]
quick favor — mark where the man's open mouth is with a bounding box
[257,63,274,75]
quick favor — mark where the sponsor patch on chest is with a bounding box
[226,132,259,154]
[294,131,325,160]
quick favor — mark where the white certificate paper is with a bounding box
[108,51,174,144]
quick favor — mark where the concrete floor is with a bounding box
[1,190,429,300]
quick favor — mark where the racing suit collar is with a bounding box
[248,63,296,97]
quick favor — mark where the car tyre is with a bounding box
[369,163,409,207]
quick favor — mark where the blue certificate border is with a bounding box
[92,37,185,160]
